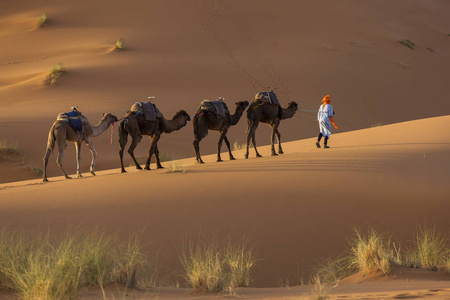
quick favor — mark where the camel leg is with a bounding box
[42,147,51,182]
[223,135,235,160]
[217,130,227,162]
[128,134,143,170]
[144,134,160,170]
[119,126,129,173]
[56,140,71,179]
[75,142,83,178]
[276,128,283,154]
[252,132,262,158]
[85,138,97,176]
[245,122,254,159]
[270,121,280,156]
[155,145,164,169]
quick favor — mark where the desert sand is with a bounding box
[1,0,449,299]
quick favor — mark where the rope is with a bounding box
[110,123,114,144]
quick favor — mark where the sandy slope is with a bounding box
[1,116,449,290]
[1,0,449,179]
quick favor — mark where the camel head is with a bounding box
[174,110,191,122]
[288,101,298,110]
[236,101,249,109]
[102,113,119,124]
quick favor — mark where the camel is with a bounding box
[118,109,191,173]
[193,100,249,163]
[245,100,298,158]
[43,112,118,182]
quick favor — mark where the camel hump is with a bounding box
[199,99,229,117]
[254,91,280,106]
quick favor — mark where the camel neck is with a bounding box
[163,115,187,133]
[230,106,246,126]
[91,118,111,137]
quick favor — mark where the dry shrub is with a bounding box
[349,228,398,275]
[180,236,256,293]
[308,276,329,300]
[47,63,65,86]
[407,226,448,268]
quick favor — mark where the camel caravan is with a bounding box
[42,91,298,181]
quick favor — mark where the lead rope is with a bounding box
[110,123,114,144]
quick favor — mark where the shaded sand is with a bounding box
[1,116,449,290]
[1,0,449,179]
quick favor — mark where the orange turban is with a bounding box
[322,95,331,104]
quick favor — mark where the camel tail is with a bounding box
[46,125,57,152]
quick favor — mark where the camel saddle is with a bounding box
[254,91,280,105]
[199,100,229,117]
[56,110,87,132]
[130,102,162,121]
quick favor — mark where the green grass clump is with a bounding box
[349,228,398,275]
[116,38,125,50]
[36,13,47,28]
[0,227,148,300]
[408,227,448,267]
[399,39,415,49]
[180,236,256,293]
[46,63,65,86]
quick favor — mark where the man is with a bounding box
[316,95,337,149]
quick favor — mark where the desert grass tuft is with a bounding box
[180,236,256,293]
[116,38,125,50]
[25,164,43,176]
[408,227,448,267]
[399,39,415,49]
[314,255,353,284]
[36,13,47,28]
[0,140,20,156]
[349,228,398,275]
[308,276,329,300]
[166,161,186,173]
[46,63,65,86]
[233,141,246,151]
[0,227,149,300]
[225,237,256,288]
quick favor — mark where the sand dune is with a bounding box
[1,1,449,298]
[1,116,449,289]
[1,0,449,179]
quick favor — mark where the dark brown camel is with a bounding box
[118,109,190,172]
[43,113,118,182]
[193,100,249,163]
[245,100,298,158]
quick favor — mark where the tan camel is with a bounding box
[245,99,298,158]
[42,112,118,181]
[118,109,191,172]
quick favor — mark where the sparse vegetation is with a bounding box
[406,227,448,268]
[233,141,246,151]
[0,227,149,300]
[371,122,384,128]
[166,161,186,173]
[180,236,256,293]
[425,46,434,52]
[402,39,414,47]
[36,13,47,28]
[0,140,20,156]
[349,228,399,275]
[25,164,43,176]
[399,39,415,49]
[314,255,353,283]
[46,63,65,86]
[308,276,329,300]
[116,38,125,50]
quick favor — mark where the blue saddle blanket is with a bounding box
[66,111,82,132]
